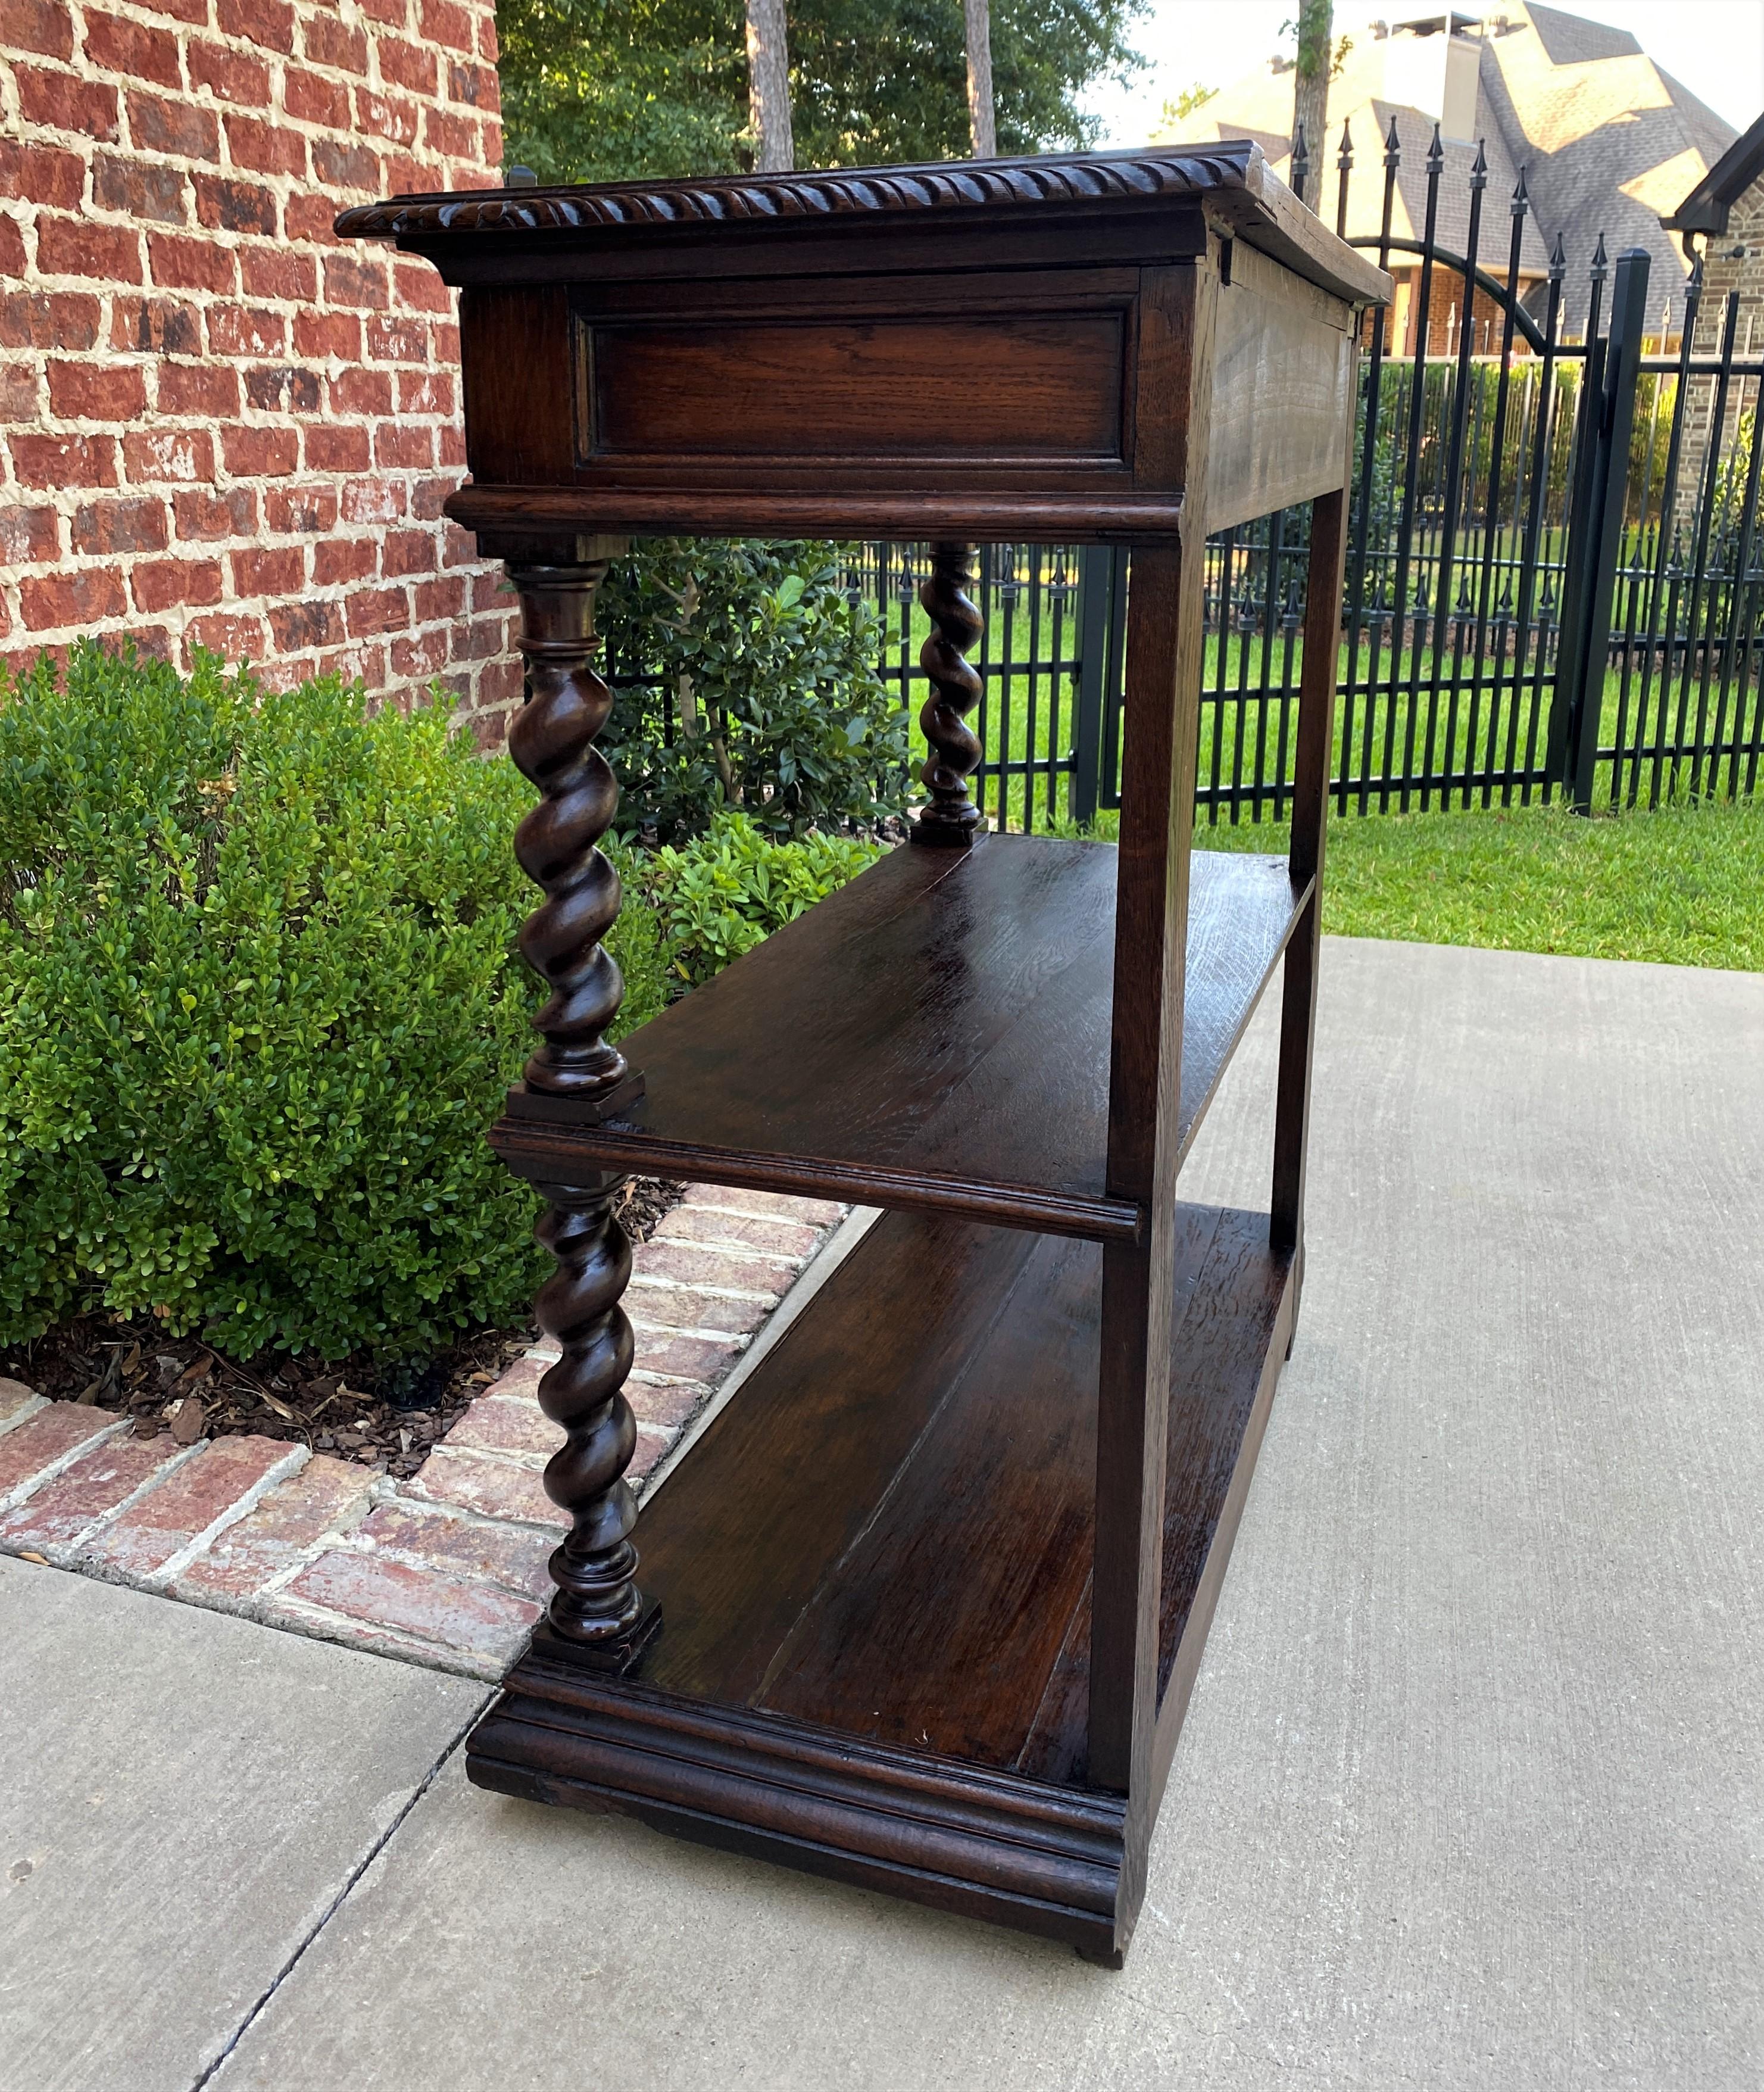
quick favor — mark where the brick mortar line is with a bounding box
[642,1206,876,1501]
[266,1592,505,1681]
[679,1196,848,1224]
[654,1233,810,1264]
[238,1478,551,1616]
[0,1204,850,1672]
[0,1396,50,1441]
[146,1439,311,1587]
[321,1529,542,1602]
[421,1439,553,1478]
[13,1433,212,1563]
[241,1480,387,1607]
[0,1414,129,1515]
[627,1274,791,1307]
[0,0,517,715]
[626,1318,754,1346]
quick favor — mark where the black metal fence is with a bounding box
[865,121,1764,828]
[602,129,1763,832]
[843,543,1093,834]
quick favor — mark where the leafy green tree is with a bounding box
[746,0,795,167]
[496,0,746,181]
[1159,81,1215,130]
[497,0,1146,183]
[1290,0,1331,205]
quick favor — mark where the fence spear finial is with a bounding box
[1291,121,1310,199]
[1591,231,1607,280]
[1548,229,1565,280]
[1426,120,1444,173]
[1512,164,1529,217]
[1338,116,1354,172]
[1385,113,1401,163]
[1470,138,1487,188]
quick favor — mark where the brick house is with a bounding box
[0,0,522,732]
[1665,111,1764,355]
[1659,111,1764,517]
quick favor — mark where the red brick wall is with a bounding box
[0,0,521,728]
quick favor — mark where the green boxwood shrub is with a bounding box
[599,538,911,841]
[644,810,882,989]
[0,644,666,1360]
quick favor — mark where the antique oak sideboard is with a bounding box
[339,144,1389,1967]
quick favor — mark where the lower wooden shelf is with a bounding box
[467,1201,1297,1960]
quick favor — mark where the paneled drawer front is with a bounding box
[577,311,1129,466]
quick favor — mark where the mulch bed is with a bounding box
[0,1177,685,1483]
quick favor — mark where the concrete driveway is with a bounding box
[5,936,1762,2091]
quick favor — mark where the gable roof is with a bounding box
[1524,1,1638,67]
[1663,111,1764,235]
[1169,1,1737,331]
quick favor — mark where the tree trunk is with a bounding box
[1292,0,1331,210]
[745,0,794,173]
[964,0,995,159]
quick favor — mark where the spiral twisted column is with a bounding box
[911,541,987,847]
[505,559,655,1664]
[530,1176,657,1658]
[505,560,639,1105]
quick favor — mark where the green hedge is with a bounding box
[599,539,910,841]
[0,646,881,1363]
[646,809,880,988]
[0,645,665,1359]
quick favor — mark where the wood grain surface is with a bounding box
[491,837,1307,1241]
[584,314,1126,463]
[467,1198,1292,1958]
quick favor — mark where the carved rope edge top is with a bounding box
[333,141,1264,240]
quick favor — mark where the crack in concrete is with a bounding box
[186,1686,495,2092]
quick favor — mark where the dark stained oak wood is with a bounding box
[502,554,656,1658]
[1089,252,1215,1843]
[360,148,1386,547]
[450,482,1187,546]
[633,1215,1039,1706]
[755,1227,1098,1760]
[1273,468,1351,1268]
[337,140,1390,308]
[458,286,575,485]
[469,1666,1130,1957]
[491,838,1310,1242]
[607,1199,1294,1732]
[468,1200,1293,1960]
[341,139,1386,1969]
[525,1173,659,1663]
[504,554,637,1104]
[911,543,987,846]
[584,314,1127,464]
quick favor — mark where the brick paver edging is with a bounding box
[0,1185,853,1679]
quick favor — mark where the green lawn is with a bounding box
[1192,795,1764,972]
[882,584,1762,971]
[891,577,1757,828]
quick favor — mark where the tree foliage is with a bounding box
[497,0,1146,182]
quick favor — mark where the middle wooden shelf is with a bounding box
[492,834,1310,1243]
